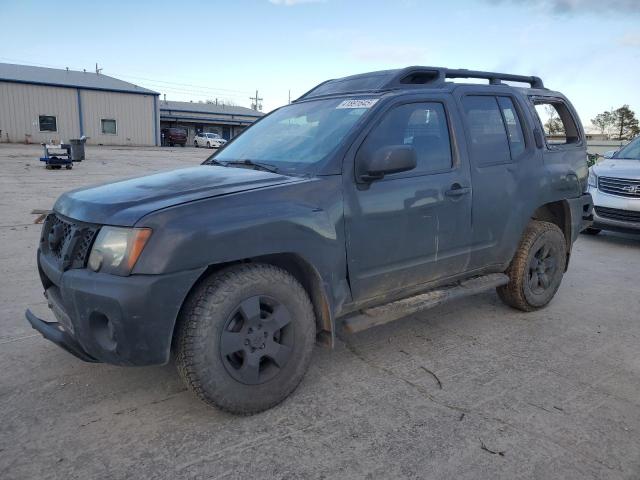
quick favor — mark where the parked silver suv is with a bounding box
[587,136,640,234]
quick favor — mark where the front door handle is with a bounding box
[445,184,471,197]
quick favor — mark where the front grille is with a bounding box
[598,176,640,198]
[40,214,99,270]
[595,206,640,223]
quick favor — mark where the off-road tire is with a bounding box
[175,263,316,414]
[497,220,567,312]
[583,227,601,235]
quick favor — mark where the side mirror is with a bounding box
[603,150,617,159]
[357,145,417,182]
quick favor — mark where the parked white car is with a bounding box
[194,133,227,149]
[586,136,640,234]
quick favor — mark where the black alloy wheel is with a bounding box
[528,242,558,294]
[220,295,294,385]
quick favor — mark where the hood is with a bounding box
[54,165,300,226]
[592,159,640,180]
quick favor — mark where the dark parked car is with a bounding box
[27,66,593,414]
[161,127,187,147]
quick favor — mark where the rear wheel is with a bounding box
[206,141,211,148]
[176,264,316,414]
[497,221,566,312]
[194,141,198,148]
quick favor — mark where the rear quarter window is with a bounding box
[532,99,580,147]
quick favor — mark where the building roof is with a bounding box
[160,100,263,118]
[0,63,159,95]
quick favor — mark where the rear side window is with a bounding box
[497,97,526,158]
[360,102,453,176]
[533,100,580,146]
[462,96,511,166]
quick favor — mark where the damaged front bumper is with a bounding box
[26,250,204,366]
[26,309,99,362]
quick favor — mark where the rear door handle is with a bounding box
[445,184,471,197]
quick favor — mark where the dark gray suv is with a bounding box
[27,67,593,413]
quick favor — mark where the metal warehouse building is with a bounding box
[160,100,263,145]
[0,63,160,146]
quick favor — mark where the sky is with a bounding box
[1,0,639,126]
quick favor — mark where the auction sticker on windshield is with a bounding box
[336,99,379,109]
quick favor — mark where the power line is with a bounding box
[249,90,263,111]
[107,72,252,95]
[0,57,253,98]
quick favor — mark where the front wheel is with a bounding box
[194,141,198,148]
[175,264,316,414]
[583,227,601,235]
[497,220,567,312]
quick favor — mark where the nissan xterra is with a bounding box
[27,66,593,414]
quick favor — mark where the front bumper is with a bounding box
[27,250,205,365]
[588,186,640,232]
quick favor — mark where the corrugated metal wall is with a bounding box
[0,81,79,144]
[80,90,156,146]
[0,81,158,146]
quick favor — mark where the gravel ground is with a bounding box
[1,143,639,480]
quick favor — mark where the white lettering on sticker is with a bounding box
[336,99,379,109]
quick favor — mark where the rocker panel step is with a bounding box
[341,273,509,334]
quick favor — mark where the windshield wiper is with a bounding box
[222,159,279,173]
[203,158,226,166]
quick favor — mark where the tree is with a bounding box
[544,105,564,136]
[591,111,614,135]
[611,105,640,140]
[205,98,238,107]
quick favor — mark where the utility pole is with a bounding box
[288,89,291,104]
[249,89,263,111]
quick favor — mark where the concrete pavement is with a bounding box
[1,144,639,479]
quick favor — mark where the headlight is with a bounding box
[588,169,598,188]
[88,227,152,276]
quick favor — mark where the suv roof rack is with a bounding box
[391,66,544,89]
[297,66,544,101]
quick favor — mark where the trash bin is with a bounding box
[69,138,86,161]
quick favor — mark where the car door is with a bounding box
[344,97,473,303]
[454,88,540,269]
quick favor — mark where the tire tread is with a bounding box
[175,263,315,415]
[497,220,566,312]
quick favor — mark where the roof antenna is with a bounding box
[95,63,103,75]
[65,67,69,71]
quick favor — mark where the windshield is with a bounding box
[210,97,375,174]
[206,133,220,138]
[614,137,640,160]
